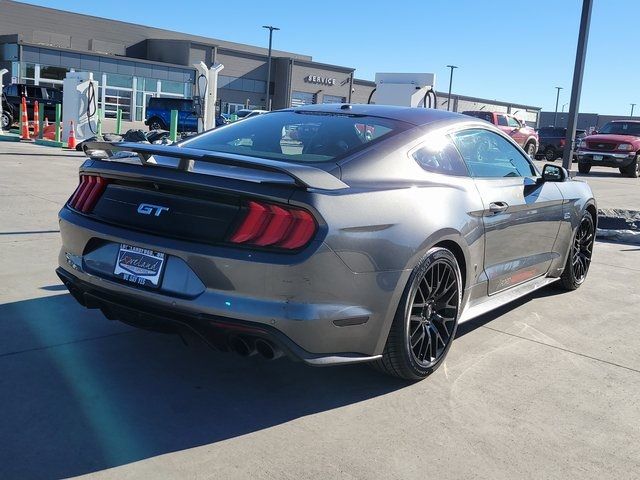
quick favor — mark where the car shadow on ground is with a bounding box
[0,293,407,480]
[456,285,564,338]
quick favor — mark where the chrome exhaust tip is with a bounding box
[230,336,257,357]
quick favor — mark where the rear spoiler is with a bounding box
[82,141,348,191]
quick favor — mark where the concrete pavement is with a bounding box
[1,142,639,480]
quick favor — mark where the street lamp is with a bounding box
[561,102,568,113]
[262,25,280,111]
[553,86,563,126]
[446,65,458,111]
[631,103,636,117]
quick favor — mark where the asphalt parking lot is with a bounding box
[1,142,639,480]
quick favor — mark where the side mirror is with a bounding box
[539,163,568,182]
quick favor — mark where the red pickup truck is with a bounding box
[463,111,539,157]
[575,120,640,177]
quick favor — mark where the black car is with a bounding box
[536,127,586,161]
[1,83,62,129]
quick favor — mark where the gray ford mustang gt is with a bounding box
[57,104,596,380]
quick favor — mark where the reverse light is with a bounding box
[618,143,633,151]
[228,200,317,250]
[67,175,109,213]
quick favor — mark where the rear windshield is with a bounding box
[181,111,409,162]
[599,122,640,136]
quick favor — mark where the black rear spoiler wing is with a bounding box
[82,141,348,191]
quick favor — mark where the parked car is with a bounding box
[462,111,539,156]
[575,120,640,177]
[60,105,596,380]
[233,109,268,120]
[145,97,227,132]
[536,127,586,161]
[1,83,62,128]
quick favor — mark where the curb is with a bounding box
[0,133,21,142]
[597,209,640,245]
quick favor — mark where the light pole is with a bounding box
[262,25,280,111]
[446,65,458,111]
[553,86,563,126]
[631,103,636,117]
[562,0,593,169]
[562,102,568,113]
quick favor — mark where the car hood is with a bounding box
[584,133,640,144]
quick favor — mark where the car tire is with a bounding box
[373,247,462,381]
[557,211,595,291]
[578,163,591,174]
[544,147,557,161]
[148,117,166,131]
[1,110,12,130]
[622,156,639,178]
[525,141,536,157]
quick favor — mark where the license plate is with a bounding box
[114,244,165,288]
[593,155,603,161]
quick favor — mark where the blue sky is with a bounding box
[24,0,637,114]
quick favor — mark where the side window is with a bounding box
[6,85,17,96]
[497,115,509,126]
[412,135,468,176]
[507,116,520,128]
[451,129,537,178]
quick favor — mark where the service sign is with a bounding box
[305,75,337,86]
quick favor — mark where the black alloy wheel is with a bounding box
[374,247,462,380]
[558,211,595,290]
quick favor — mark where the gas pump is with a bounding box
[368,73,437,108]
[193,61,224,132]
[62,71,99,143]
[0,68,8,132]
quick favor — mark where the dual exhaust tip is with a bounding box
[229,336,283,361]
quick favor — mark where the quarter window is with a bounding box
[451,129,537,178]
[497,115,509,126]
[412,135,468,176]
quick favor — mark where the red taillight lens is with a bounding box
[229,200,317,250]
[67,175,109,213]
[559,138,566,147]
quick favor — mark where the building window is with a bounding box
[322,94,346,104]
[219,75,266,93]
[21,62,36,83]
[161,80,184,95]
[291,91,315,107]
[40,65,69,81]
[106,73,133,89]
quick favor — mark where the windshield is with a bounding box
[598,122,640,136]
[181,111,409,162]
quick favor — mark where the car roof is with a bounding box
[282,103,470,127]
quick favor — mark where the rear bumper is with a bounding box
[56,267,379,366]
[57,207,409,363]
[576,151,636,168]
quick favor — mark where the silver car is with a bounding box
[57,104,596,380]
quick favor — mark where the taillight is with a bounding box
[228,200,317,250]
[559,138,566,147]
[67,175,109,213]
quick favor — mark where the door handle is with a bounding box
[489,201,509,214]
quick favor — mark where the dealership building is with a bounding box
[0,0,541,125]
